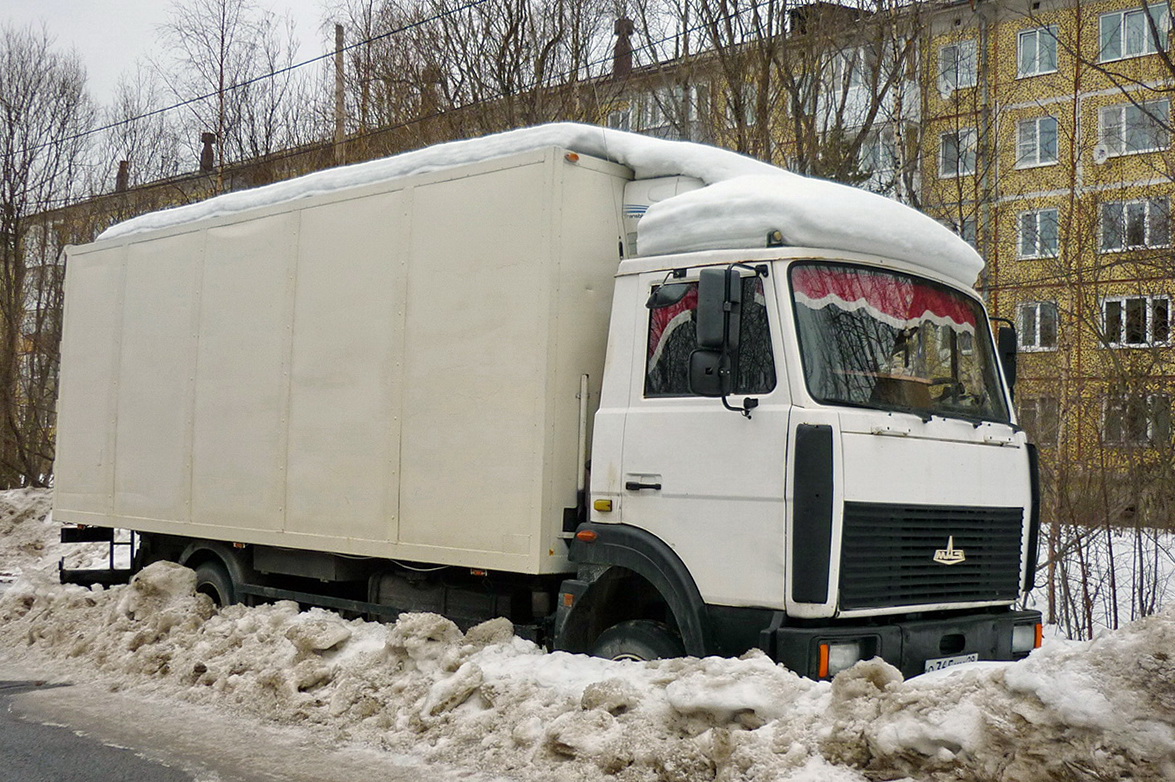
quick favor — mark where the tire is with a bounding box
[193,560,236,607]
[590,620,685,661]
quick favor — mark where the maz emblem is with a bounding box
[933,536,966,565]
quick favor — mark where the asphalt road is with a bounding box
[0,680,194,782]
[0,658,500,782]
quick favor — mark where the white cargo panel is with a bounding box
[55,149,629,574]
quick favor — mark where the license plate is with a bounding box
[923,653,978,673]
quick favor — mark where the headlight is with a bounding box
[1012,623,1042,654]
[820,640,864,677]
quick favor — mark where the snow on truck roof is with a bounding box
[98,122,984,287]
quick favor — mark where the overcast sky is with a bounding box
[1,0,333,105]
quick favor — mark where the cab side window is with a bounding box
[645,276,776,397]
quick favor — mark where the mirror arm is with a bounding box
[722,394,759,419]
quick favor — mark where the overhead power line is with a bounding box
[24,0,778,164]
[19,0,494,156]
[189,9,767,178]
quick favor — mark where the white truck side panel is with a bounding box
[115,233,202,522]
[55,150,628,575]
[399,165,550,556]
[55,250,126,514]
[192,214,298,533]
[285,191,408,542]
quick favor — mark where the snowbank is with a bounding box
[96,123,984,287]
[1,561,1173,781]
[0,489,53,581]
[0,488,131,583]
[4,493,1174,781]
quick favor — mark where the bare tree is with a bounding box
[624,0,923,199]
[155,0,312,177]
[93,64,185,192]
[0,24,93,487]
[330,0,615,146]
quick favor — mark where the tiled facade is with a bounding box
[922,0,1175,521]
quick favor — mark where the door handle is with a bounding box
[625,481,662,491]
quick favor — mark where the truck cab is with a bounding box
[559,247,1042,679]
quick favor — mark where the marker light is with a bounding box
[575,529,599,543]
[593,499,613,512]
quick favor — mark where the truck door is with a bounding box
[618,269,790,609]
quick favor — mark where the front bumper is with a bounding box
[760,608,1043,679]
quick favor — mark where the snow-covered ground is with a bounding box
[2,489,1174,782]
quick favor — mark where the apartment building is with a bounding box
[598,0,1173,520]
[922,0,1175,522]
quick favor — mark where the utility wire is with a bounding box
[31,0,777,171]
[148,8,745,180]
[19,0,494,156]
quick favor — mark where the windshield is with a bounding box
[790,262,1010,423]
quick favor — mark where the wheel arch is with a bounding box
[562,523,713,657]
[178,540,254,595]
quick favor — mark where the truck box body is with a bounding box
[55,124,1042,678]
[55,148,628,575]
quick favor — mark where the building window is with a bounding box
[1018,301,1059,350]
[607,108,631,132]
[1100,197,1170,251]
[1099,6,1169,61]
[1017,116,1059,167]
[939,128,977,177]
[1105,393,1171,446]
[834,46,869,93]
[1102,295,1171,347]
[860,127,897,175]
[636,84,709,141]
[1019,208,1060,258]
[726,82,758,128]
[938,40,978,94]
[1099,99,1170,156]
[1019,396,1060,445]
[958,216,978,249]
[1019,26,1059,76]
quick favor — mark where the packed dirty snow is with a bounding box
[96,123,983,287]
[0,489,131,584]
[2,492,1174,781]
[0,489,54,582]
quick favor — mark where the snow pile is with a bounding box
[4,495,1174,780]
[0,488,130,582]
[0,489,56,581]
[2,562,1174,782]
[96,123,983,286]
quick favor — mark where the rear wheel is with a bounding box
[590,619,685,661]
[193,560,236,607]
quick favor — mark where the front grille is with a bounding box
[839,502,1024,610]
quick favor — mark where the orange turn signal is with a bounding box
[1034,623,1043,649]
[818,643,830,678]
[575,529,598,543]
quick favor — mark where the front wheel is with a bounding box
[590,620,685,661]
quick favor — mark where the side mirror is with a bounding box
[997,325,1018,396]
[695,267,742,350]
[690,268,742,398]
[689,350,729,397]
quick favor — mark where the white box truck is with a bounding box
[56,124,1042,678]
